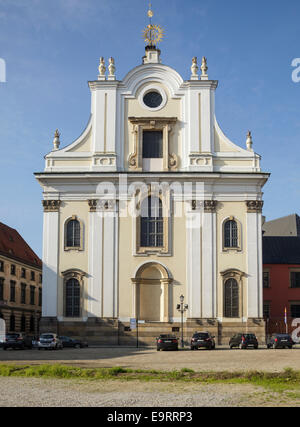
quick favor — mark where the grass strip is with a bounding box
[0,364,299,392]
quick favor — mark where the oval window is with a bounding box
[143,91,163,108]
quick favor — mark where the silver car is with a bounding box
[38,333,63,350]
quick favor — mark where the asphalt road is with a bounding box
[1,345,300,372]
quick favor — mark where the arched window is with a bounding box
[224,219,238,248]
[224,278,239,318]
[140,197,164,248]
[65,278,81,318]
[66,219,81,248]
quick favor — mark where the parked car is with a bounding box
[267,333,294,349]
[38,333,63,350]
[190,332,216,350]
[2,333,33,350]
[156,334,178,351]
[229,333,258,349]
[58,336,88,348]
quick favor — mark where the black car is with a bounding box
[156,334,178,351]
[229,333,258,349]
[191,332,216,350]
[2,333,33,350]
[267,333,294,349]
[58,336,88,349]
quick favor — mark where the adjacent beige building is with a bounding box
[0,222,42,335]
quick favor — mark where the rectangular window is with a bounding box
[0,278,4,301]
[0,261,4,272]
[30,271,35,281]
[291,304,300,318]
[263,272,270,288]
[21,284,26,304]
[30,286,35,305]
[39,288,42,306]
[142,131,163,158]
[263,303,270,318]
[10,281,16,302]
[11,265,16,276]
[39,274,42,284]
[291,272,300,288]
[21,268,26,279]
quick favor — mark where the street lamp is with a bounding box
[177,295,188,349]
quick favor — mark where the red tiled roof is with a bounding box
[0,222,42,269]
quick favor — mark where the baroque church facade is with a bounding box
[35,20,269,344]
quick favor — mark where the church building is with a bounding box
[35,6,269,344]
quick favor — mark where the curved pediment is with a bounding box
[121,63,184,98]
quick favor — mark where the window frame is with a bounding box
[0,278,4,301]
[263,271,270,289]
[224,278,239,318]
[222,217,242,252]
[134,190,171,256]
[128,117,178,172]
[290,270,300,289]
[65,278,81,318]
[140,196,164,248]
[10,264,16,276]
[10,281,16,302]
[64,216,84,251]
[290,303,300,318]
[21,283,26,304]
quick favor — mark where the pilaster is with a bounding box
[42,200,61,318]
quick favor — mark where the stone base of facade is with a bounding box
[39,317,266,346]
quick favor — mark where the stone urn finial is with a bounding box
[191,57,199,80]
[108,57,116,80]
[53,129,60,151]
[201,56,208,79]
[246,131,253,151]
[98,57,106,80]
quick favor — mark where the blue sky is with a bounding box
[0,0,300,256]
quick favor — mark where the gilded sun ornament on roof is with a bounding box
[142,24,164,47]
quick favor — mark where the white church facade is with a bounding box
[35,25,269,344]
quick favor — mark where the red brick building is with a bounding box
[263,215,300,336]
[0,222,42,335]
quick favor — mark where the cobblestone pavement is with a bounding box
[0,346,300,372]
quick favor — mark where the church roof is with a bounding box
[263,236,300,264]
[263,214,300,237]
[0,222,42,269]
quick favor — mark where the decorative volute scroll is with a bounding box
[128,124,140,171]
[246,200,264,213]
[168,153,178,171]
[191,57,199,80]
[128,117,177,172]
[190,200,218,212]
[42,200,61,212]
[88,200,98,212]
[204,200,218,213]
